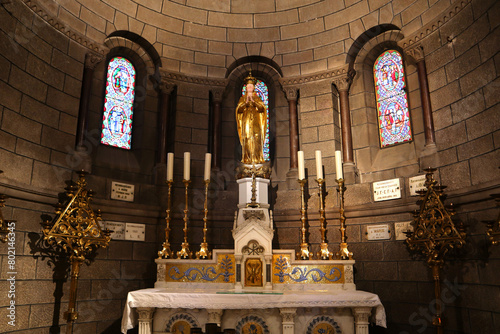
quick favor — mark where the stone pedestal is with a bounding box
[237,177,270,208]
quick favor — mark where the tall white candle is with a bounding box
[204,153,212,180]
[335,150,343,180]
[167,152,174,181]
[297,151,305,180]
[315,150,323,180]
[183,152,190,181]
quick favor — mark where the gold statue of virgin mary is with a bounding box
[236,72,267,164]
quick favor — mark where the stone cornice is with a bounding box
[398,0,472,50]
[160,70,228,87]
[279,64,351,86]
[22,0,108,55]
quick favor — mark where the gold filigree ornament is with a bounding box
[404,168,466,334]
[42,171,111,334]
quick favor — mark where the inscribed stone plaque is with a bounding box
[409,174,426,196]
[366,224,391,240]
[373,178,401,201]
[395,221,413,241]
[104,221,125,240]
[111,181,135,202]
[125,223,145,241]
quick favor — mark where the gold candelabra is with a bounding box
[315,178,332,260]
[158,180,174,259]
[335,178,353,260]
[177,179,193,259]
[404,168,466,334]
[196,179,211,259]
[41,171,111,334]
[297,179,311,260]
[484,194,500,245]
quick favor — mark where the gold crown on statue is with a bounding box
[243,71,257,85]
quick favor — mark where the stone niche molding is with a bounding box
[279,64,351,86]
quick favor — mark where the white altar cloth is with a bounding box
[121,288,386,333]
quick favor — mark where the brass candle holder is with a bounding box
[315,178,332,260]
[484,194,500,245]
[177,179,192,259]
[297,179,311,260]
[247,165,260,208]
[335,178,353,260]
[196,179,211,259]
[404,167,466,334]
[41,171,111,334]
[158,180,174,259]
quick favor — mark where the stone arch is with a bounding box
[348,29,425,180]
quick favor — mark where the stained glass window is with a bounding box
[101,57,136,149]
[242,79,270,161]
[373,50,412,147]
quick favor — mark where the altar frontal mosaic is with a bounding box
[164,254,235,283]
[272,255,344,284]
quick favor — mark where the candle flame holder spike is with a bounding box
[335,178,353,260]
[196,179,212,259]
[315,178,332,260]
[177,179,192,259]
[297,178,311,260]
[158,180,174,259]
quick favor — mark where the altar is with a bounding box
[121,80,386,333]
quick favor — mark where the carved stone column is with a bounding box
[158,80,175,164]
[352,307,371,334]
[333,73,354,165]
[280,308,296,334]
[137,307,155,334]
[406,45,437,156]
[207,309,223,325]
[76,52,103,150]
[283,86,300,189]
[211,87,225,170]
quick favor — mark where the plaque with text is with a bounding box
[409,174,426,196]
[111,181,135,202]
[373,178,401,201]
[366,224,391,240]
[125,223,145,241]
[104,221,125,240]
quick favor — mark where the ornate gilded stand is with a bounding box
[177,179,193,259]
[404,168,466,334]
[336,178,353,260]
[196,179,211,259]
[484,194,500,245]
[41,171,111,334]
[158,180,174,259]
[297,179,311,260]
[315,178,332,260]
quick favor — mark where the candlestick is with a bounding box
[335,178,353,260]
[158,180,174,259]
[177,179,192,259]
[315,150,323,180]
[298,151,305,180]
[204,153,211,181]
[196,179,211,259]
[335,150,343,180]
[315,178,331,260]
[167,153,174,181]
[297,178,311,260]
[183,152,190,181]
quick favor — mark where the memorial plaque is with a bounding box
[104,221,126,240]
[395,221,413,241]
[125,223,145,241]
[111,181,135,202]
[366,224,391,240]
[373,178,401,201]
[409,174,426,196]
